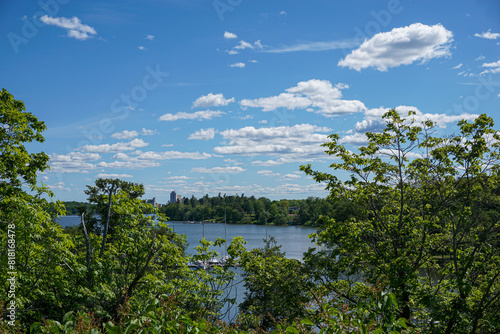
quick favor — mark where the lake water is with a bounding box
[57,216,318,322]
[57,216,319,259]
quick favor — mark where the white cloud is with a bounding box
[138,46,147,51]
[96,150,210,170]
[353,106,479,133]
[146,35,155,40]
[188,128,216,140]
[258,170,281,177]
[339,132,369,145]
[192,166,246,174]
[241,93,310,111]
[111,130,139,140]
[39,15,97,40]
[230,62,246,68]
[192,93,235,108]
[96,173,133,179]
[226,50,239,55]
[132,151,211,161]
[452,63,463,69]
[480,59,500,75]
[97,160,160,169]
[240,79,366,117]
[234,40,254,50]
[224,31,238,39]
[265,40,357,53]
[476,55,486,61]
[214,124,331,158]
[224,158,243,166]
[50,152,101,162]
[338,23,453,71]
[475,29,500,40]
[80,138,148,153]
[159,110,225,121]
[47,182,70,192]
[279,11,287,15]
[48,152,100,173]
[282,173,301,180]
[141,128,157,136]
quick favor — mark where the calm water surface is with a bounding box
[57,216,318,259]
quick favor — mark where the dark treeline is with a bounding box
[62,195,359,227]
[158,194,360,226]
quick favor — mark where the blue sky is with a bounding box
[1,0,500,203]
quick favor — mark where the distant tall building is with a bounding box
[147,197,157,207]
[170,191,181,204]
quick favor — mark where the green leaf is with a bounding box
[300,318,315,326]
[124,322,139,334]
[62,311,74,324]
[105,321,123,334]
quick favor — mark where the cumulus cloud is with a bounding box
[47,182,71,192]
[141,128,157,136]
[224,31,238,39]
[230,62,246,68]
[240,79,366,117]
[192,166,246,174]
[159,110,225,121]
[353,106,479,133]
[339,132,369,145]
[338,23,453,71]
[48,152,100,173]
[146,34,155,40]
[188,128,216,141]
[480,59,500,75]
[39,15,97,40]
[96,150,210,170]
[234,40,255,50]
[282,174,301,180]
[257,170,281,177]
[96,173,133,179]
[80,138,148,153]
[192,93,235,108]
[111,130,139,140]
[214,124,331,159]
[131,151,211,161]
[475,29,500,40]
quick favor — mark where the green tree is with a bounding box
[0,89,72,330]
[239,237,313,331]
[83,178,144,256]
[302,110,500,333]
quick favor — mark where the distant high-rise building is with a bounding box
[170,191,180,204]
[147,197,156,207]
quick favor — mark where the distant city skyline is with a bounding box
[1,0,499,202]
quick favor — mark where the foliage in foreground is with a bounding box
[1,89,499,333]
[302,110,500,333]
